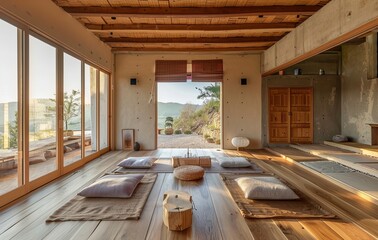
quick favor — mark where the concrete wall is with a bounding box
[262,75,341,146]
[115,53,262,150]
[0,0,112,72]
[341,34,378,144]
[263,0,378,74]
[284,53,340,75]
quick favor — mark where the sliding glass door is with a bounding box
[63,53,82,166]
[0,15,111,207]
[28,35,58,181]
[0,19,22,195]
[84,64,97,157]
[99,72,109,150]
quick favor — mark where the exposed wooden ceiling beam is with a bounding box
[86,23,296,32]
[111,47,267,52]
[63,6,321,18]
[101,36,282,43]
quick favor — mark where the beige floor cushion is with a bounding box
[217,157,251,168]
[78,174,144,198]
[118,157,157,168]
[174,165,205,181]
[235,176,299,200]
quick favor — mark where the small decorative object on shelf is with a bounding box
[294,68,302,75]
[319,69,325,75]
[133,142,140,151]
[279,70,285,75]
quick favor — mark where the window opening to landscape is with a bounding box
[157,82,221,148]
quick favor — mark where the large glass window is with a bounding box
[0,19,21,195]
[99,72,109,150]
[29,36,57,181]
[0,16,111,207]
[63,53,82,166]
[84,64,97,156]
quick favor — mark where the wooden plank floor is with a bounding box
[0,149,376,240]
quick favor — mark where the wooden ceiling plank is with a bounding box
[85,22,296,31]
[111,46,267,52]
[100,36,281,43]
[109,42,272,48]
[63,6,322,18]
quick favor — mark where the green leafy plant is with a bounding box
[164,116,174,135]
[8,112,18,149]
[184,130,192,134]
[0,134,3,149]
[195,83,220,101]
[164,116,173,129]
[47,90,81,130]
[174,129,182,134]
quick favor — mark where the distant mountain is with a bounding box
[158,102,201,128]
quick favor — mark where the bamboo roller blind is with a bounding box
[155,59,223,82]
[192,59,223,82]
[155,60,187,82]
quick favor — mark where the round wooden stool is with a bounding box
[173,165,204,181]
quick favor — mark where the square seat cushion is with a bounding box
[118,157,157,169]
[78,174,144,198]
[235,176,299,200]
[217,157,251,168]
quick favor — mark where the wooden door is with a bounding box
[290,88,313,143]
[269,88,289,143]
[268,87,313,144]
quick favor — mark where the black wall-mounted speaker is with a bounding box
[241,78,247,85]
[130,78,137,85]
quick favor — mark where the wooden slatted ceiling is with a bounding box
[52,0,331,52]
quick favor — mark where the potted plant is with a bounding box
[164,117,174,135]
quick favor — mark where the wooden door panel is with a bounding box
[270,112,288,123]
[290,88,313,143]
[269,87,313,144]
[269,88,289,143]
[270,127,289,143]
[291,112,311,123]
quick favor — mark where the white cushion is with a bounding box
[78,174,144,198]
[235,176,299,200]
[217,157,251,168]
[118,157,156,169]
[332,135,348,142]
